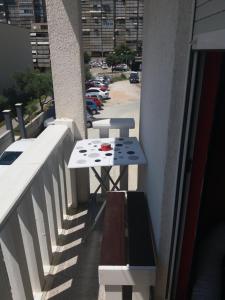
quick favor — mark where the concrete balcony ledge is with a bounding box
[0,124,70,228]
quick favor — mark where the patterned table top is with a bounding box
[68,137,146,168]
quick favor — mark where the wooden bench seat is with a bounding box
[100,192,126,266]
[99,191,156,300]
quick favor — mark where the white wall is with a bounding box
[45,0,86,140]
[138,0,195,298]
[46,0,89,203]
[0,24,32,93]
[193,0,225,49]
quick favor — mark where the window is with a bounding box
[40,25,48,30]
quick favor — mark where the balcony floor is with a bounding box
[43,198,105,300]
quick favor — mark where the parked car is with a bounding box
[86,112,96,128]
[91,80,109,91]
[0,139,35,177]
[95,76,104,82]
[112,64,128,71]
[86,96,103,109]
[101,64,108,69]
[95,75,111,85]
[86,87,109,100]
[86,99,99,115]
[129,71,140,83]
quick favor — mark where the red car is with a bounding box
[86,96,103,109]
[99,85,108,92]
[85,80,109,91]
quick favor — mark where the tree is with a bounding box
[25,100,38,122]
[84,51,91,64]
[106,44,136,71]
[3,69,53,113]
[84,65,92,81]
[0,95,8,111]
[106,53,120,71]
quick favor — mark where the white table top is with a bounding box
[68,137,146,168]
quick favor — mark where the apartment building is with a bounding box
[2,0,49,69]
[0,1,6,23]
[0,23,32,93]
[30,22,50,70]
[81,0,144,57]
[3,0,46,28]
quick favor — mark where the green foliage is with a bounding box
[25,99,38,122]
[84,65,92,81]
[0,95,8,111]
[106,44,136,69]
[105,53,120,68]
[3,69,53,115]
[84,51,91,64]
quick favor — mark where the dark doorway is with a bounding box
[176,52,225,299]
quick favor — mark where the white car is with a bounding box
[86,88,109,100]
[0,139,35,177]
[101,64,108,69]
[95,76,104,83]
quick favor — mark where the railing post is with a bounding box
[17,190,45,294]
[50,151,64,231]
[2,110,15,142]
[63,133,78,209]
[15,103,27,138]
[0,212,34,300]
[0,245,13,300]
[42,163,58,252]
[31,173,53,273]
[57,144,68,216]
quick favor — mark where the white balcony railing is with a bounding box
[0,123,76,300]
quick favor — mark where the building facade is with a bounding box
[0,23,32,93]
[2,0,49,69]
[30,22,50,70]
[81,0,144,57]
[3,0,46,28]
[0,0,6,23]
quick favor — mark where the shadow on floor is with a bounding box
[43,198,104,300]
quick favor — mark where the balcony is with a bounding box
[0,118,155,300]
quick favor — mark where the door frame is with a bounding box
[166,51,224,299]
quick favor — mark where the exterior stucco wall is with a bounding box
[0,24,32,93]
[139,0,195,298]
[46,0,86,140]
[46,0,89,203]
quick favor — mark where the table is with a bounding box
[68,137,146,232]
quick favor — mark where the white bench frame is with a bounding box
[99,265,156,300]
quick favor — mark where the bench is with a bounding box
[98,191,156,300]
